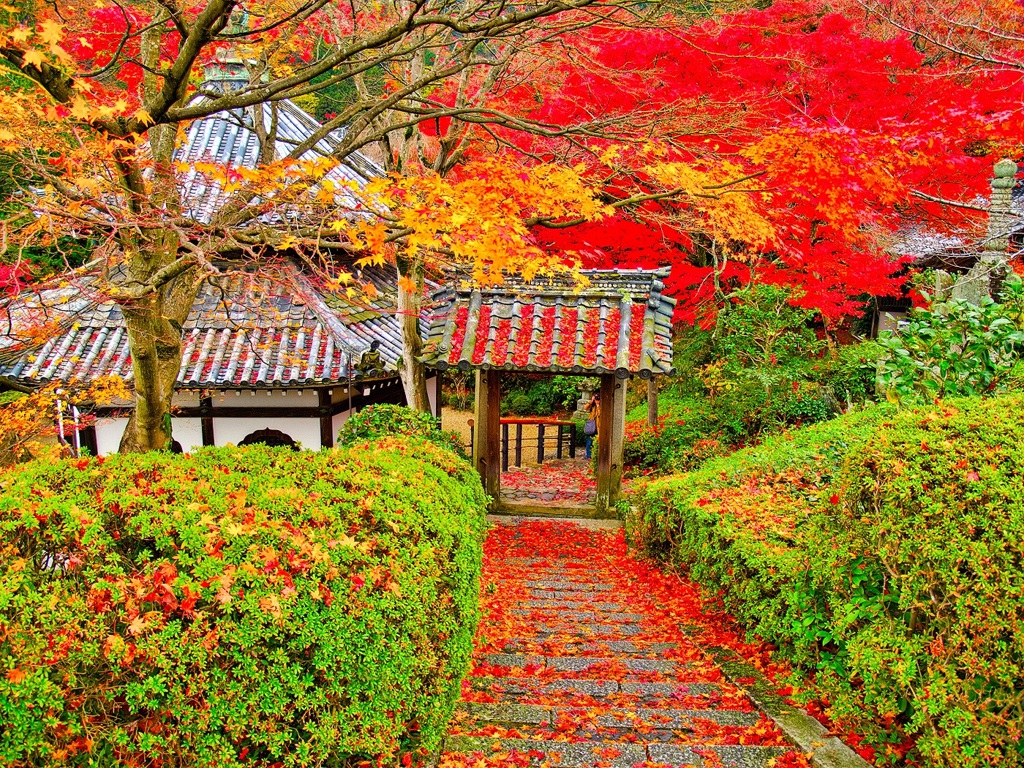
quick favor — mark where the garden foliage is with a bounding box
[627,396,1024,766]
[877,276,1024,405]
[623,286,881,473]
[0,440,488,767]
[337,403,468,459]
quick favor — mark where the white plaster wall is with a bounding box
[172,418,204,453]
[211,389,320,409]
[427,375,438,416]
[331,409,355,444]
[214,417,322,451]
[95,417,129,456]
[172,392,201,407]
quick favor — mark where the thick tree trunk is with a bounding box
[116,111,202,451]
[119,306,184,452]
[396,252,430,411]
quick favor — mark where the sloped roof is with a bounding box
[420,268,675,378]
[887,183,1024,272]
[0,264,401,389]
[174,96,382,224]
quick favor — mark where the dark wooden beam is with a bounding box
[200,396,215,447]
[318,389,334,449]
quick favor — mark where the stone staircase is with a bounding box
[440,527,810,768]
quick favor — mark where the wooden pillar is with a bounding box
[647,378,658,426]
[595,374,616,516]
[610,377,628,506]
[473,369,501,504]
[200,395,215,447]
[318,389,334,449]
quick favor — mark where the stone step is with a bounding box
[510,608,647,622]
[528,589,627,601]
[482,653,686,673]
[534,622,645,636]
[460,702,761,728]
[522,599,630,611]
[468,676,723,699]
[442,736,790,767]
[502,639,679,656]
[524,581,615,592]
[442,736,645,768]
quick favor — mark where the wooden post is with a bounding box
[501,422,509,472]
[647,377,658,427]
[473,369,501,503]
[200,395,215,447]
[610,377,628,506]
[318,389,334,449]
[537,423,546,464]
[515,423,523,467]
[595,374,616,515]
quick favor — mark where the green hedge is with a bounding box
[0,438,488,767]
[337,403,468,459]
[627,397,1024,766]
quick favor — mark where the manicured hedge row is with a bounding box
[626,397,1024,766]
[0,438,488,767]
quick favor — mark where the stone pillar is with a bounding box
[954,158,1018,303]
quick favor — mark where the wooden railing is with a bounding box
[467,418,577,469]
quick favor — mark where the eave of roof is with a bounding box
[0,263,404,389]
[420,268,676,378]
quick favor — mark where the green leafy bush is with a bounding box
[627,396,1024,766]
[0,440,488,767]
[877,276,1024,404]
[338,403,468,459]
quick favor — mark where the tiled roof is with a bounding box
[174,98,381,224]
[420,268,675,378]
[0,264,402,388]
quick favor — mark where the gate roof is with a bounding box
[420,268,675,378]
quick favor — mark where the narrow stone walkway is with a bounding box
[439,519,814,768]
[501,459,597,507]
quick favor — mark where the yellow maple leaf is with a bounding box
[66,98,93,120]
[22,49,45,69]
[10,27,32,43]
[38,20,63,47]
[398,275,418,293]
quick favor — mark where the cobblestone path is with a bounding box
[439,519,816,768]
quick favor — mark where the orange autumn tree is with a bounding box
[2,0,726,450]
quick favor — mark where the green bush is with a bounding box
[627,396,1024,766]
[338,403,468,459]
[877,276,1024,405]
[0,440,488,767]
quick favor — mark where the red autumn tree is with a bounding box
[425,1,1024,323]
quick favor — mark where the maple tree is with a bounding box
[1,0,705,450]
[413,0,1024,324]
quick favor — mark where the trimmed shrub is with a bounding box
[627,396,1024,766]
[338,403,468,459]
[0,439,488,767]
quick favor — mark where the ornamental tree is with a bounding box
[417,0,1024,324]
[0,0,719,449]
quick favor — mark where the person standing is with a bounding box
[584,393,600,459]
